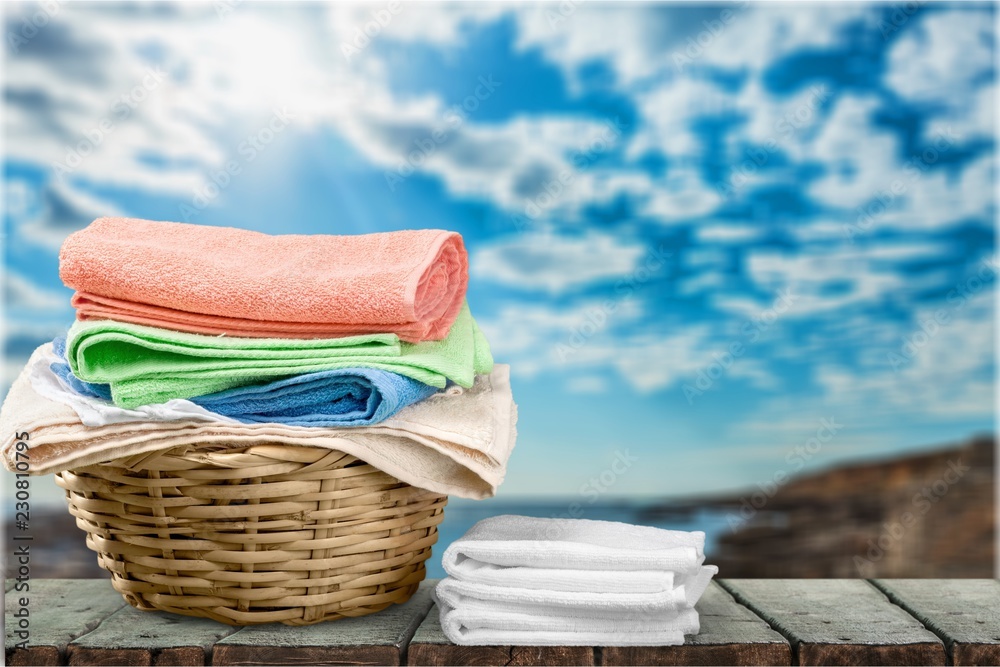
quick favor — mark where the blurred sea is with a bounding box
[2,491,733,580]
[5,437,993,579]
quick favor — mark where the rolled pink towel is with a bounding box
[60,218,469,342]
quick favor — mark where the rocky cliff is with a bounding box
[708,436,994,577]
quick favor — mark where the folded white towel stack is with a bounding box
[433,515,719,646]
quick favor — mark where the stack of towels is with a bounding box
[0,218,516,500]
[435,515,718,646]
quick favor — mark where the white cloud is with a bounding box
[17,179,123,251]
[694,4,879,72]
[386,116,630,214]
[805,95,898,209]
[4,272,68,311]
[721,287,993,477]
[478,295,784,395]
[815,288,995,419]
[740,79,832,158]
[629,78,735,161]
[876,152,996,230]
[885,9,994,103]
[677,270,728,296]
[477,298,712,393]
[861,241,948,262]
[472,230,647,294]
[515,4,877,89]
[924,83,996,143]
[565,375,609,394]
[513,4,664,90]
[2,3,993,425]
[3,3,649,227]
[695,223,763,244]
[725,243,908,317]
[641,169,721,224]
[684,247,729,270]
[331,2,509,46]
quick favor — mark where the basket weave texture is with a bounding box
[54,443,447,625]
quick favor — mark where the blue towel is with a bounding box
[192,367,440,426]
[49,337,439,426]
[52,337,113,400]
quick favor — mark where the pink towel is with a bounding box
[60,218,469,342]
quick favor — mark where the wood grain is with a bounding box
[67,603,235,666]
[602,582,791,666]
[10,578,984,666]
[873,579,1000,666]
[5,578,126,666]
[213,580,435,666]
[723,579,947,666]
[406,601,594,666]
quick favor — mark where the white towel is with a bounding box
[28,345,242,426]
[436,566,717,611]
[436,577,685,611]
[448,559,689,594]
[434,515,718,646]
[442,515,706,571]
[0,344,517,500]
[436,600,701,646]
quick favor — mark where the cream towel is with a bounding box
[1,345,516,499]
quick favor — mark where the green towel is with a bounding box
[67,303,494,408]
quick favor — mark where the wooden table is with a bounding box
[6,579,998,666]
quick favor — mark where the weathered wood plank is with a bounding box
[213,580,435,666]
[5,578,126,666]
[723,579,947,666]
[602,581,791,666]
[873,579,1000,666]
[406,602,594,666]
[67,604,235,666]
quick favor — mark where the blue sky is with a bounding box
[2,2,996,500]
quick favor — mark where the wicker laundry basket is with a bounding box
[53,443,447,625]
